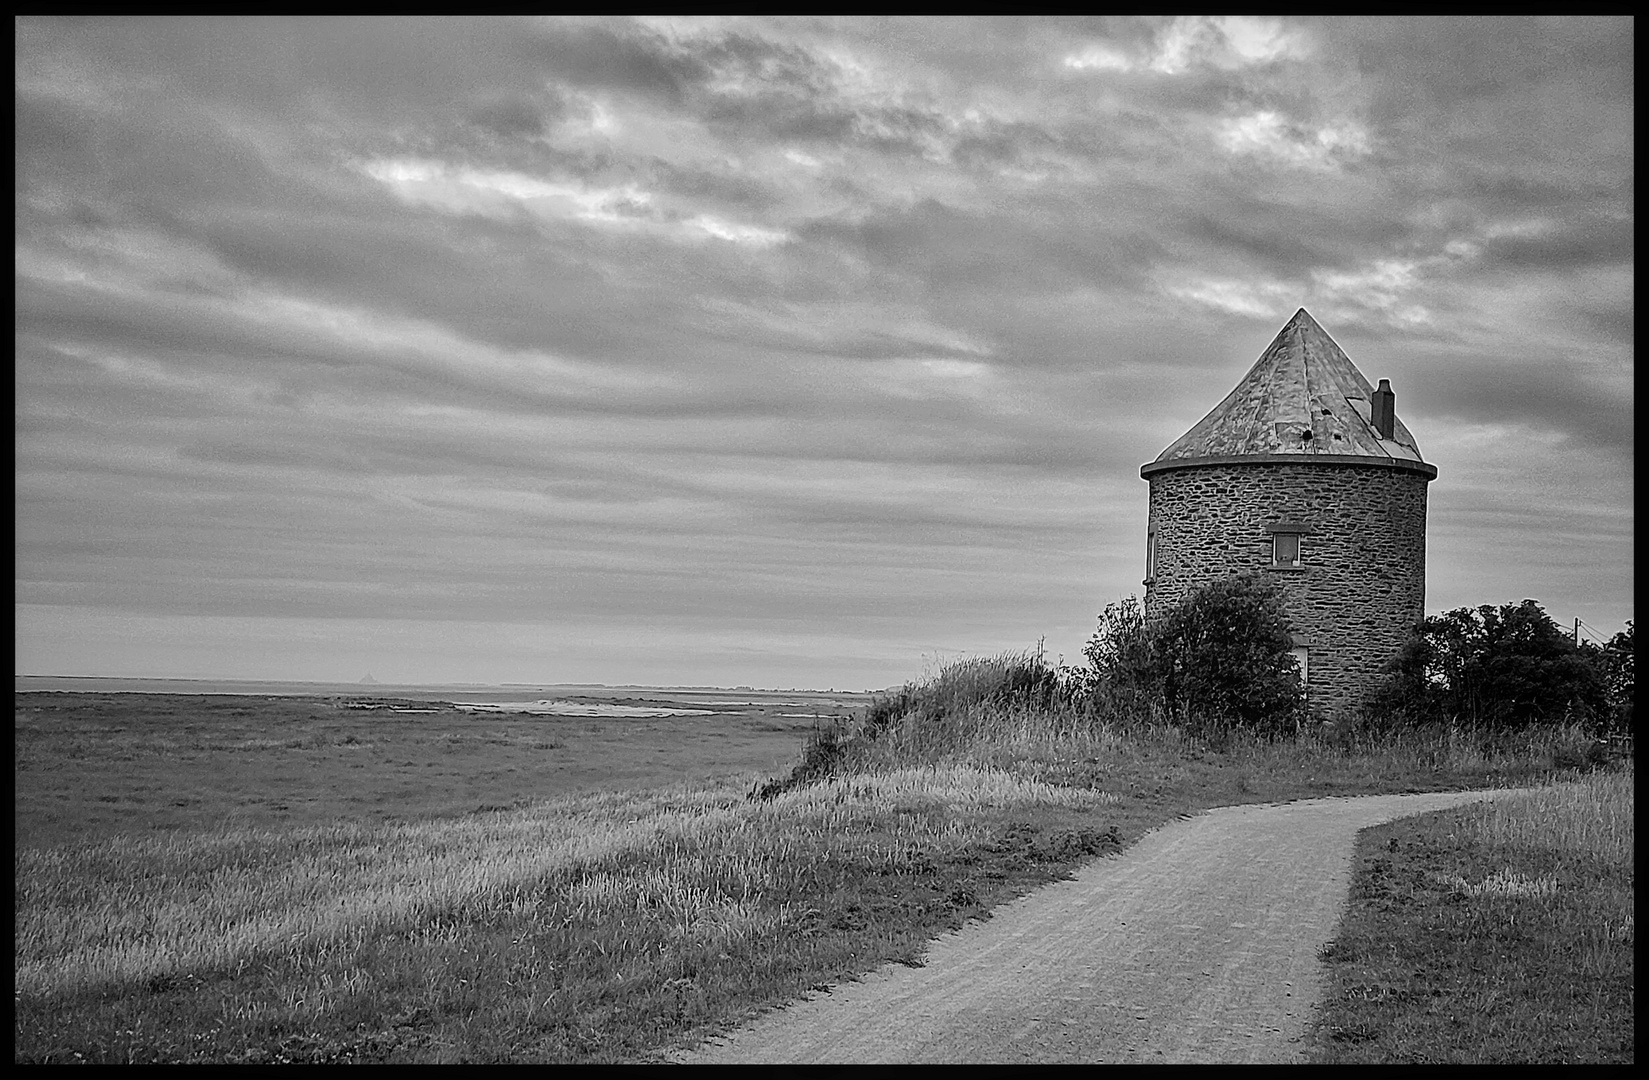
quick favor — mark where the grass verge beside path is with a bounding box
[1310,768,1634,1064]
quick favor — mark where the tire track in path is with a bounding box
[681,789,1519,1064]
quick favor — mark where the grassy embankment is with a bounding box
[13,654,1627,1063]
[1311,768,1634,1064]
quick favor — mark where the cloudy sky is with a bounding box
[15,17,1634,689]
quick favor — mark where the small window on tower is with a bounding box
[1273,531,1301,568]
[1264,520,1311,570]
[1145,528,1158,583]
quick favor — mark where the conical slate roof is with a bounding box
[1143,308,1433,476]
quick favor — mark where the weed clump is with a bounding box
[751,720,852,801]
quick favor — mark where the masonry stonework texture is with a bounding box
[1143,461,1430,719]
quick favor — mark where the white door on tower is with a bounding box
[1289,646,1308,687]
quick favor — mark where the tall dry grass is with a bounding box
[1448,769,1634,988]
[15,766,1114,1002]
[1462,768,1633,865]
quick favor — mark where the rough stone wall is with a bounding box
[1144,461,1430,720]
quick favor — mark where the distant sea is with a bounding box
[12,676,868,707]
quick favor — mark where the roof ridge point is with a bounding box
[1144,308,1433,476]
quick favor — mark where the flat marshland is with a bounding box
[12,672,1633,1063]
[15,691,841,847]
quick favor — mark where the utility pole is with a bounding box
[1575,618,1581,647]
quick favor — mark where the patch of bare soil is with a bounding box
[681,790,1522,1064]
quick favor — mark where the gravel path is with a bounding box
[681,789,1518,1064]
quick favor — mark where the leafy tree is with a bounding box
[1080,595,1154,692]
[1580,620,1634,734]
[1604,622,1634,730]
[1145,573,1303,734]
[1370,600,1610,730]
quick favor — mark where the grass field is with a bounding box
[12,673,1632,1063]
[1311,769,1634,1064]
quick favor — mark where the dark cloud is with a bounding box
[522,22,714,106]
[467,95,553,138]
[799,198,1160,301]
[1181,199,1405,281]
[13,92,99,187]
[950,120,1064,169]
[704,93,857,144]
[1478,214,1634,273]
[652,160,784,212]
[1423,358,1634,456]
[1574,300,1634,343]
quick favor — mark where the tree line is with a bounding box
[1076,574,1634,738]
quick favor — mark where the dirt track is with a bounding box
[681,790,1516,1064]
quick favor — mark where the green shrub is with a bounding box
[1080,595,1154,692]
[1075,575,1303,737]
[1145,573,1303,736]
[1367,601,1612,732]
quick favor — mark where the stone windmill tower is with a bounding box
[1139,308,1437,719]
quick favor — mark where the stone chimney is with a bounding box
[1371,378,1395,440]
